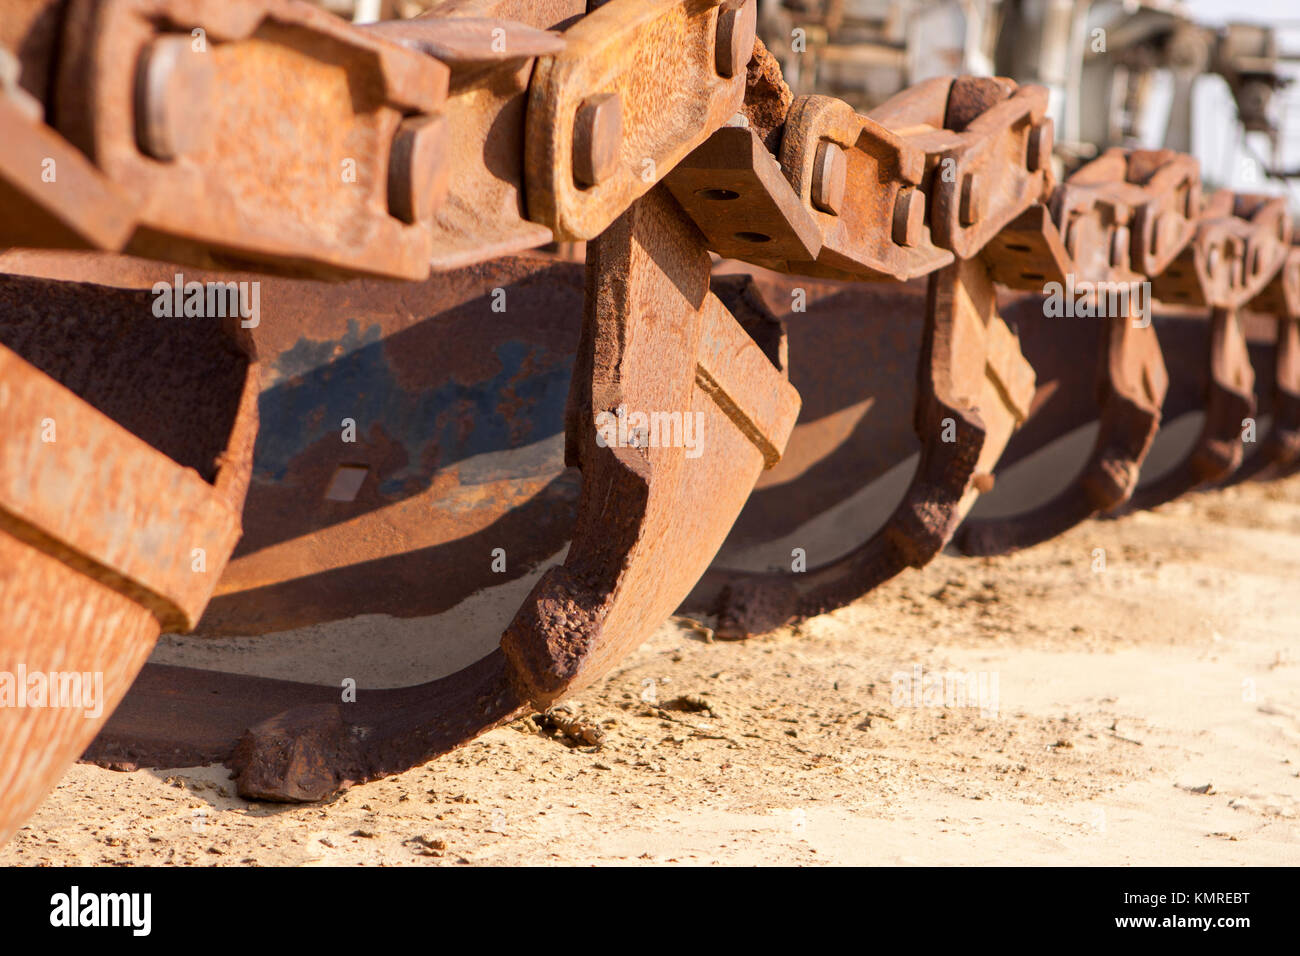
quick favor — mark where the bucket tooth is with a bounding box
[1128,191,1291,507]
[502,186,800,706]
[89,655,526,803]
[703,255,1034,639]
[1127,306,1255,507]
[957,148,1201,555]
[1233,247,1300,479]
[959,312,1167,555]
[1263,316,1300,470]
[0,277,256,844]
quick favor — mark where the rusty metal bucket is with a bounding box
[0,272,256,844]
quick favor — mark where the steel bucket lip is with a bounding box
[0,333,256,846]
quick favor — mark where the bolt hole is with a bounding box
[325,464,369,502]
[1005,243,1032,253]
[696,188,740,201]
[734,231,771,243]
[1022,272,1045,281]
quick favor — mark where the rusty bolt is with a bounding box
[892,187,925,246]
[1109,225,1130,268]
[573,92,622,188]
[1025,119,1053,173]
[388,114,449,225]
[959,172,983,226]
[811,141,847,215]
[715,0,757,78]
[135,35,215,161]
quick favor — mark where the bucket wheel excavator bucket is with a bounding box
[1126,192,1292,510]
[955,149,1200,555]
[0,275,257,845]
[682,75,1062,637]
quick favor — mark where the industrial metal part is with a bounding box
[1237,245,1300,477]
[0,274,256,844]
[1130,192,1292,508]
[1,0,1297,836]
[87,191,800,800]
[958,149,1197,555]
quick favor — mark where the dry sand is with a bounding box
[4,476,1299,866]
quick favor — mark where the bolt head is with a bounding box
[959,172,983,227]
[892,187,925,246]
[389,114,449,224]
[811,141,847,215]
[715,0,757,79]
[135,35,215,161]
[573,93,622,189]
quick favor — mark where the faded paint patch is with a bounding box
[255,321,571,494]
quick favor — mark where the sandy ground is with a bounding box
[4,475,1299,866]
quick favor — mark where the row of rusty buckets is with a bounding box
[1,244,1298,843]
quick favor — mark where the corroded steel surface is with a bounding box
[89,192,801,799]
[696,78,1053,637]
[957,149,1196,556]
[0,276,256,844]
[696,255,1035,639]
[1129,192,1293,509]
[1,0,1296,830]
[502,186,800,705]
[525,0,751,241]
[1237,246,1300,476]
[0,250,586,634]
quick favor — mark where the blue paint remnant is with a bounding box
[254,320,571,495]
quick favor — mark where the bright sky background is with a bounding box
[1168,0,1300,205]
